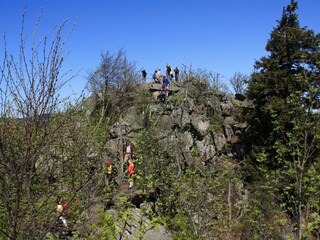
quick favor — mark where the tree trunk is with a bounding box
[228,182,232,229]
[297,167,303,240]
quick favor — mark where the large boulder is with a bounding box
[224,125,234,143]
[155,115,174,139]
[195,135,216,162]
[171,107,192,129]
[109,121,131,138]
[106,208,172,240]
[220,101,236,116]
[212,130,226,152]
[123,107,143,137]
[190,114,210,138]
[177,131,194,166]
[235,93,246,101]
[223,116,237,127]
[205,95,222,116]
[179,131,193,150]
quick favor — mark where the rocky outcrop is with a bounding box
[96,79,252,239]
[106,80,250,166]
[106,207,172,240]
[109,122,132,138]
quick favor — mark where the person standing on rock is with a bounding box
[125,141,131,161]
[152,70,157,82]
[127,159,135,189]
[155,68,161,83]
[141,69,147,81]
[166,64,172,80]
[174,67,179,81]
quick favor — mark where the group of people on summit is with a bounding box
[140,64,180,82]
[142,64,179,103]
[152,64,179,82]
[155,65,179,102]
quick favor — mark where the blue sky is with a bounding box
[1,0,319,96]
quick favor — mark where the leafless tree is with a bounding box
[229,72,248,94]
[206,71,229,93]
[0,9,94,239]
[86,49,142,128]
[180,65,229,93]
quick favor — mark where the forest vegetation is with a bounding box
[0,1,319,239]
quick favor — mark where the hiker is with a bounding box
[158,84,167,102]
[174,67,179,81]
[166,64,172,80]
[141,69,147,81]
[105,159,113,185]
[56,199,68,227]
[56,201,63,216]
[163,78,170,95]
[123,141,135,161]
[63,201,71,219]
[127,159,135,189]
[152,70,157,82]
[125,142,131,161]
[155,68,161,83]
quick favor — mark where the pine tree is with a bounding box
[245,1,320,238]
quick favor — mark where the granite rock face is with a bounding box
[105,81,250,166]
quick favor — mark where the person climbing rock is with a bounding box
[163,77,169,89]
[127,159,135,189]
[105,159,113,185]
[123,141,135,161]
[56,199,68,227]
[63,201,71,219]
[163,78,170,96]
[158,84,167,102]
[56,200,63,216]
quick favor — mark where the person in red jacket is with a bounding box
[128,159,135,189]
[63,201,71,219]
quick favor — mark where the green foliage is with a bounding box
[170,94,185,106]
[2,2,319,239]
[134,89,154,110]
[97,211,117,240]
[209,115,224,132]
[167,213,200,240]
[170,167,242,239]
[135,127,179,216]
[239,177,289,240]
[188,78,210,105]
[244,1,320,238]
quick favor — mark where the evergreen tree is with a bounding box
[245,1,320,238]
